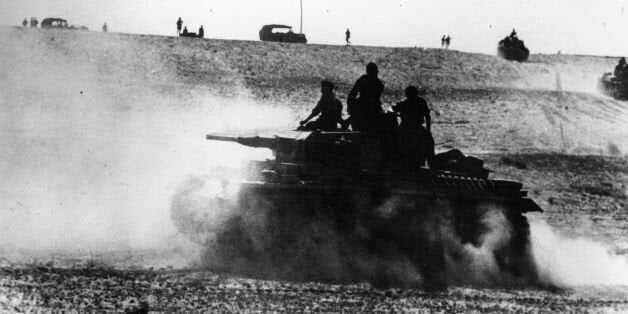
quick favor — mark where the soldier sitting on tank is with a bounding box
[346,62,385,132]
[392,86,434,168]
[299,80,343,131]
[614,57,628,81]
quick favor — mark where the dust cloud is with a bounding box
[0,28,289,266]
[530,220,628,286]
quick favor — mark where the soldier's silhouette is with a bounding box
[441,35,445,48]
[102,23,108,32]
[198,25,204,38]
[445,35,451,49]
[182,26,188,35]
[615,57,628,81]
[299,80,343,131]
[22,18,28,27]
[347,62,384,132]
[345,28,351,45]
[392,85,434,168]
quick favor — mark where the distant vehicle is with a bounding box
[259,24,307,43]
[70,25,89,31]
[497,35,529,62]
[179,32,199,38]
[41,18,69,29]
[598,73,628,99]
[41,18,88,31]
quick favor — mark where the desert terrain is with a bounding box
[1,26,627,312]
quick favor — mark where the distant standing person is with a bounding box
[32,17,38,28]
[22,18,28,27]
[345,28,351,45]
[198,25,204,38]
[441,35,446,48]
[182,26,188,35]
[102,23,108,32]
[176,17,183,35]
[445,35,451,49]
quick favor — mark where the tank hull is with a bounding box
[598,73,628,99]
[174,175,539,288]
[498,45,530,62]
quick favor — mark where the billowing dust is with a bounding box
[1,27,627,287]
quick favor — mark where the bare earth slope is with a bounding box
[1,26,627,312]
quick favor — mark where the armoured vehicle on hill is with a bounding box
[598,72,628,99]
[259,24,307,43]
[41,18,88,31]
[498,36,529,62]
[41,18,69,29]
[174,129,542,288]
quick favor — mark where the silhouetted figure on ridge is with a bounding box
[182,26,188,35]
[198,25,204,38]
[347,62,384,132]
[176,17,183,35]
[22,18,27,27]
[102,22,108,32]
[299,80,343,131]
[392,85,434,168]
[345,28,351,45]
[510,28,518,39]
[441,35,446,48]
[445,35,451,49]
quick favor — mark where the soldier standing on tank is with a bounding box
[176,17,183,35]
[198,25,204,38]
[347,62,384,132]
[345,28,351,45]
[615,57,628,81]
[299,80,343,131]
[392,85,434,168]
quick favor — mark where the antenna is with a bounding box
[300,0,303,34]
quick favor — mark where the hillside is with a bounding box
[1,25,628,312]
[2,26,627,155]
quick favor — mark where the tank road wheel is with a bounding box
[418,234,447,291]
[493,211,538,284]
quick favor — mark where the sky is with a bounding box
[1,0,627,56]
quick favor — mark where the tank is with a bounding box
[498,36,530,62]
[598,72,628,99]
[172,130,543,289]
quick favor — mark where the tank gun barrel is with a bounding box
[206,134,277,150]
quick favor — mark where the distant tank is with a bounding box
[174,129,542,288]
[259,24,307,43]
[498,34,530,62]
[598,72,628,100]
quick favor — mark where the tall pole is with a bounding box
[300,0,303,34]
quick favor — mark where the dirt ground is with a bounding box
[1,26,627,312]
